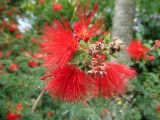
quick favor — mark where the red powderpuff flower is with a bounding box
[127,40,150,60]
[28,60,38,68]
[45,65,93,101]
[8,64,19,72]
[52,3,62,12]
[73,4,103,42]
[41,20,78,70]
[94,62,136,98]
[6,112,22,120]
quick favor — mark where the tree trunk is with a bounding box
[111,0,136,62]
[112,0,135,44]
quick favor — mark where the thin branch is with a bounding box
[31,88,45,113]
[121,95,144,113]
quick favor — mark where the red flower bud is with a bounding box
[2,21,9,27]
[0,51,3,58]
[8,64,19,72]
[12,7,17,11]
[52,3,62,12]
[9,24,17,32]
[6,51,12,58]
[6,112,22,120]
[16,103,23,111]
[0,28,3,33]
[39,0,45,4]
[156,104,160,113]
[148,56,155,61]
[0,7,5,11]
[16,33,23,39]
[6,11,13,16]
[28,60,37,68]
[47,112,54,118]
[0,63,3,69]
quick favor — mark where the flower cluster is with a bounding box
[0,50,41,75]
[41,4,136,102]
[6,103,23,120]
[0,6,24,39]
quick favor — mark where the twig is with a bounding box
[121,95,144,113]
[31,88,45,113]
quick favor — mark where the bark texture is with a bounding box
[112,0,135,44]
[111,0,136,62]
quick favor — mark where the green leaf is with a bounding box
[80,40,88,48]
